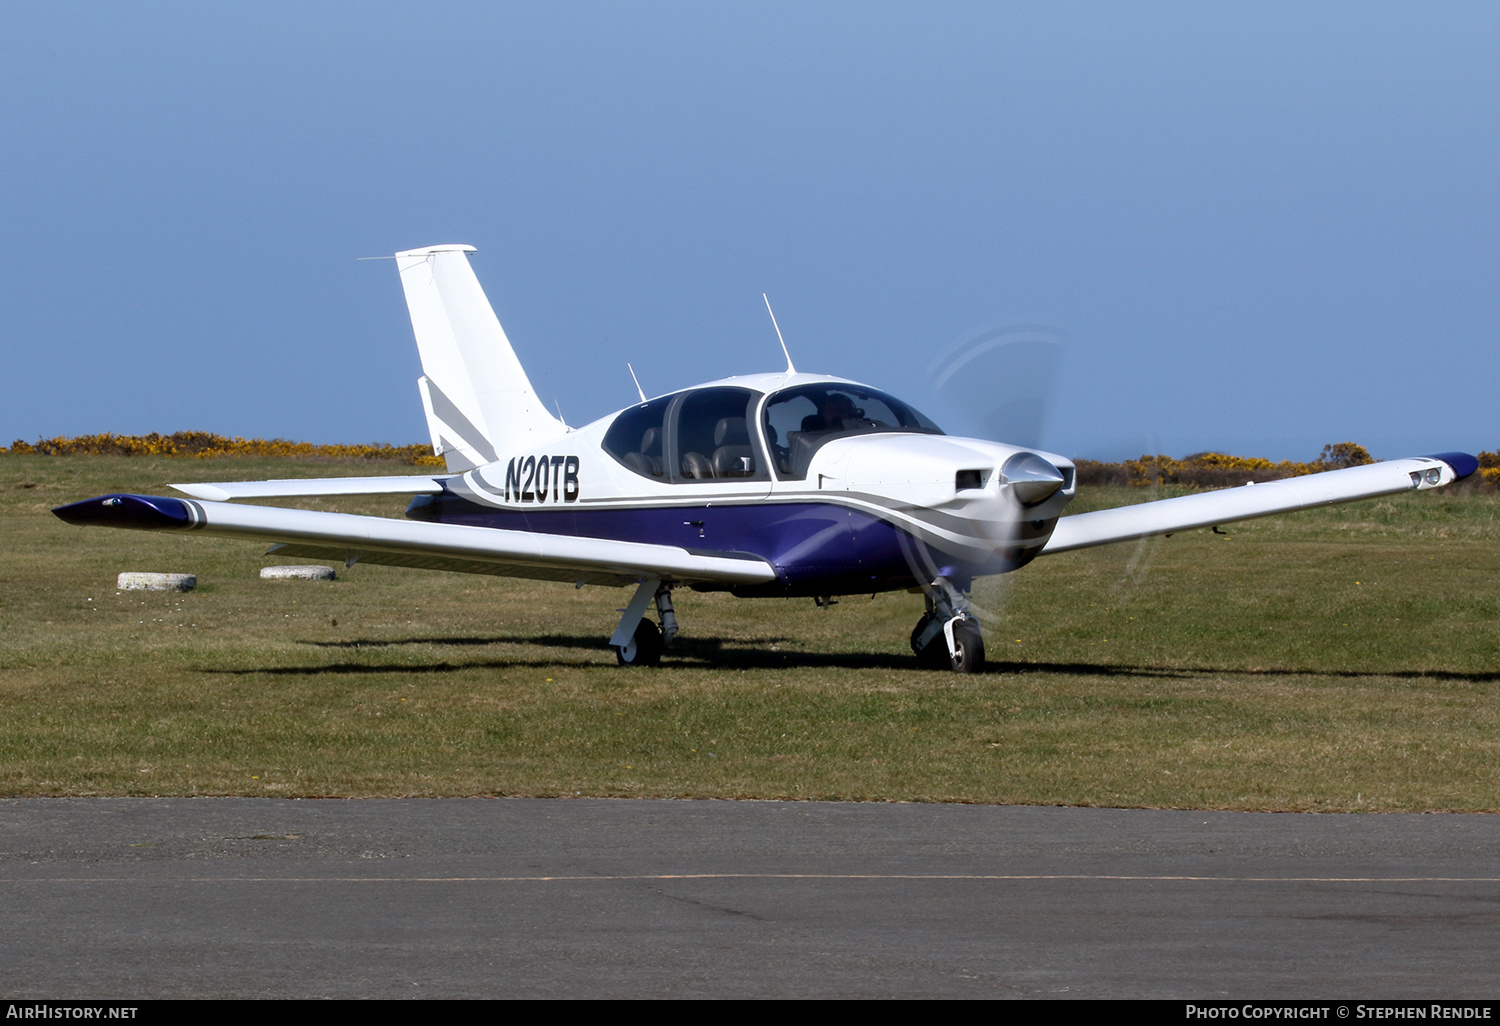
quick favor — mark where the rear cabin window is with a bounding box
[603,387,769,483]
[670,387,767,482]
[602,395,671,479]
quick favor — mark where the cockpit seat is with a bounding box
[624,427,664,477]
[681,451,715,479]
[712,417,755,477]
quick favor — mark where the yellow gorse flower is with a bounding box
[6,432,443,466]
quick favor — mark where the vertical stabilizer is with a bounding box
[396,245,566,471]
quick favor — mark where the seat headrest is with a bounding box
[714,417,749,446]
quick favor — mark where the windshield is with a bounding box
[763,383,943,480]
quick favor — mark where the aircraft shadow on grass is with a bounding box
[293,633,1181,674]
[202,634,1500,682]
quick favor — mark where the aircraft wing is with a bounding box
[1041,453,1478,555]
[52,494,777,588]
[169,475,450,501]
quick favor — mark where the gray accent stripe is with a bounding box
[437,436,479,473]
[684,548,768,562]
[427,488,1046,561]
[425,379,498,464]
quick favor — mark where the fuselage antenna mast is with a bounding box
[763,294,797,375]
[627,363,647,403]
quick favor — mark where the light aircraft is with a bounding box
[54,244,1478,672]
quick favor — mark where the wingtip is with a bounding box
[52,494,194,530]
[1426,452,1480,480]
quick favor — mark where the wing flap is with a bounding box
[1042,455,1472,556]
[265,543,639,586]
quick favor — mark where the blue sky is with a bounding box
[3,2,1496,461]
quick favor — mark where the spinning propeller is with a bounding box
[913,322,1167,666]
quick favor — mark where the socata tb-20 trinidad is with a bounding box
[54,245,1477,672]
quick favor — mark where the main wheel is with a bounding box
[614,618,663,667]
[948,619,985,673]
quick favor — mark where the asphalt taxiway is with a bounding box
[2,799,1498,998]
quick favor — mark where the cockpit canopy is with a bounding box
[602,382,944,483]
[762,383,943,479]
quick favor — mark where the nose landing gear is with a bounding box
[910,579,985,673]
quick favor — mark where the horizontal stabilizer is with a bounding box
[53,494,777,589]
[170,476,451,501]
[1042,454,1475,555]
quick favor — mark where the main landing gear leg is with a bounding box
[910,577,985,673]
[611,577,663,667]
[655,587,679,647]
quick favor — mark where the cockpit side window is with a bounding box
[603,395,672,479]
[763,384,943,480]
[669,387,768,482]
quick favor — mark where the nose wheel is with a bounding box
[910,580,986,673]
[943,618,984,673]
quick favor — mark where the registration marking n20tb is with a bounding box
[506,455,580,503]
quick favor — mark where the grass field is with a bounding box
[3,453,1499,809]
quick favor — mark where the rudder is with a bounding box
[396,244,565,471]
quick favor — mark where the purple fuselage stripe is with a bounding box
[410,495,929,596]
